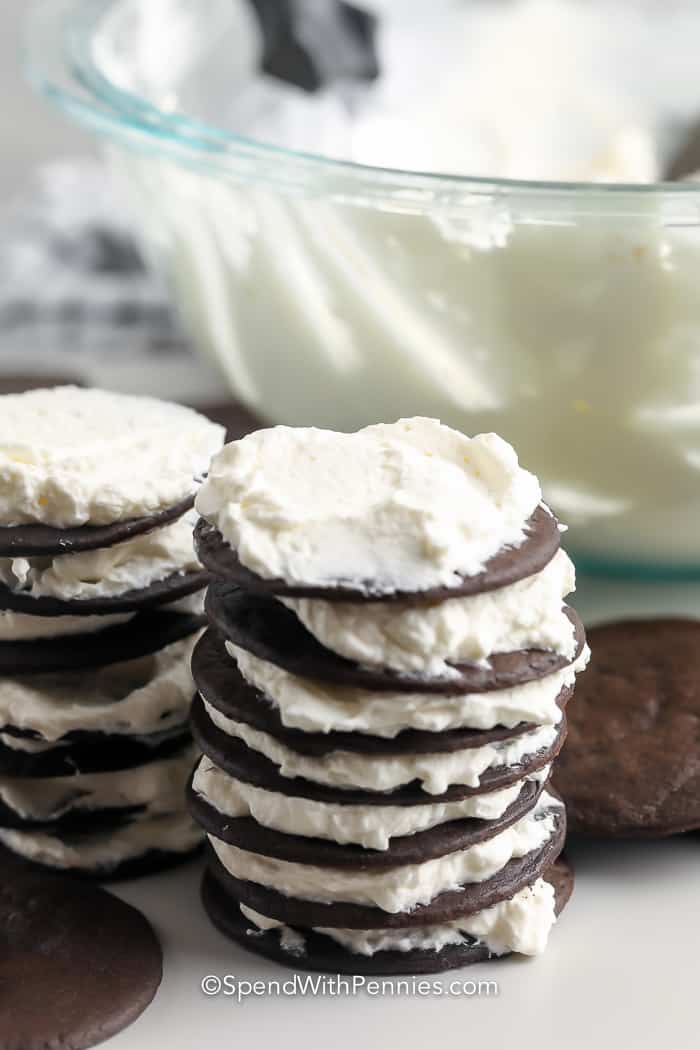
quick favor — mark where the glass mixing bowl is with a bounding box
[24,0,700,575]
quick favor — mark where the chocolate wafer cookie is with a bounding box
[0,607,204,674]
[0,568,209,616]
[200,853,574,976]
[205,583,585,694]
[0,495,195,557]
[189,770,545,868]
[203,798,566,928]
[192,627,575,757]
[0,810,203,879]
[0,847,163,1048]
[190,691,567,806]
[555,618,700,837]
[194,504,561,601]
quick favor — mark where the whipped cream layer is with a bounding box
[0,810,203,871]
[210,792,561,913]
[242,875,556,957]
[0,511,201,602]
[203,699,557,794]
[0,386,225,527]
[0,634,197,741]
[0,609,134,641]
[282,549,575,676]
[227,642,588,735]
[196,419,541,594]
[194,758,549,850]
[241,905,306,954]
[0,746,197,823]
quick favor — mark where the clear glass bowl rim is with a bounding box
[23,0,700,201]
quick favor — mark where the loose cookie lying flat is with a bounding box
[0,847,162,1049]
[554,618,700,836]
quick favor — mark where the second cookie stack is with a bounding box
[189,418,589,973]
[0,386,224,877]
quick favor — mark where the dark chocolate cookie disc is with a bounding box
[203,804,565,928]
[0,568,209,616]
[88,844,203,882]
[0,737,194,829]
[0,724,191,778]
[0,796,142,833]
[0,608,204,674]
[554,618,700,837]
[192,628,574,757]
[0,493,195,558]
[0,846,162,1049]
[205,582,584,694]
[194,504,561,601]
[189,770,544,869]
[200,852,573,976]
[547,852,575,913]
[190,692,566,806]
[200,869,494,975]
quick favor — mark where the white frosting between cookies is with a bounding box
[209,791,561,913]
[0,634,198,741]
[282,549,576,677]
[0,810,203,870]
[0,610,135,641]
[241,875,556,957]
[193,758,549,850]
[0,745,197,822]
[202,698,557,794]
[226,643,588,736]
[0,511,201,602]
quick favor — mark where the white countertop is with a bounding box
[100,573,699,1050]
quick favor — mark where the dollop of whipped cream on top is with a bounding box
[195,418,542,594]
[0,386,225,527]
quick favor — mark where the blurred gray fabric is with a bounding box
[0,157,223,401]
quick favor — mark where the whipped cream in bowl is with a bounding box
[30,0,700,574]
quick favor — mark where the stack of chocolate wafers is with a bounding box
[0,387,225,877]
[188,422,589,974]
